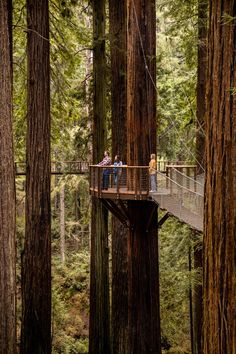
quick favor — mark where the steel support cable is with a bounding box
[155,169,204,197]
[172,167,204,187]
[131,0,205,172]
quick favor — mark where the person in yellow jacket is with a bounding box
[149,153,157,192]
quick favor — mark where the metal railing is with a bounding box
[90,165,150,198]
[155,170,204,219]
[15,161,90,175]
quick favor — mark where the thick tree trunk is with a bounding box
[89,0,110,353]
[60,184,65,263]
[109,1,128,353]
[21,0,51,353]
[127,0,161,352]
[193,234,203,354]
[203,1,236,353]
[194,2,207,352]
[0,1,16,352]
[196,0,207,175]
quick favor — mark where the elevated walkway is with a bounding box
[90,165,204,232]
[15,161,89,175]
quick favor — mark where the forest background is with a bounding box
[13,0,201,353]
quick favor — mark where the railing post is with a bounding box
[134,168,138,198]
[194,167,197,193]
[186,167,190,189]
[166,166,169,189]
[98,167,101,196]
[170,168,173,195]
[89,166,92,193]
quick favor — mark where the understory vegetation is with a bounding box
[13,0,201,353]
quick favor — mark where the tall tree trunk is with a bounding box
[203,1,236,353]
[193,232,203,354]
[196,0,207,175]
[21,0,51,352]
[109,1,128,353]
[127,0,161,352]
[0,1,16,352]
[194,2,207,352]
[89,0,110,353]
[60,184,65,263]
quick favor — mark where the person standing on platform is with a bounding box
[98,151,112,189]
[113,155,122,185]
[149,153,157,192]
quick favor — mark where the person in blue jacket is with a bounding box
[113,155,122,186]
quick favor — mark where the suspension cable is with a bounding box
[131,0,205,172]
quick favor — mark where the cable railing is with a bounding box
[171,167,204,195]
[90,164,204,230]
[15,161,90,175]
[90,165,149,199]
[155,170,204,220]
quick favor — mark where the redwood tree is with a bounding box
[194,2,208,352]
[0,1,16,352]
[127,0,161,352]
[109,0,128,352]
[21,0,51,352]
[196,0,207,175]
[203,1,236,353]
[89,0,110,352]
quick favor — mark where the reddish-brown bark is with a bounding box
[203,1,236,353]
[0,1,16,352]
[21,0,51,352]
[109,0,129,352]
[89,0,110,352]
[127,0,161,352]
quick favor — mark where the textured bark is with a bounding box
[89,0,110,352]
[127,202,160,354]
[127,0,161,352]
[21,1,51,353]
[193,235,203,354]
[196,0,207,174]
[203,1,236,353]
[0,1,16,352]
[109,1,128,353]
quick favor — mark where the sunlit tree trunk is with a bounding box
[109,0,128,352]
[0,1,16,352]
[21,0,51,352]
[203,1,236,353]
[127,0,161,352]
[89,0,110,353]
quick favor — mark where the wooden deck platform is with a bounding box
[90,165,204,232]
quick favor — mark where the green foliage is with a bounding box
[157,1,198,161]
[52,252,90,353]
[159,216,194,353]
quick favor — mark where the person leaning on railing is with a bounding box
[149,153,157,192]
[98,151,112,190]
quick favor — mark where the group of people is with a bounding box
[98,151,122,189]
[97,151,157,192]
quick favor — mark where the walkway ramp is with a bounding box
[151,191,203,232]
[150,170,204,232]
